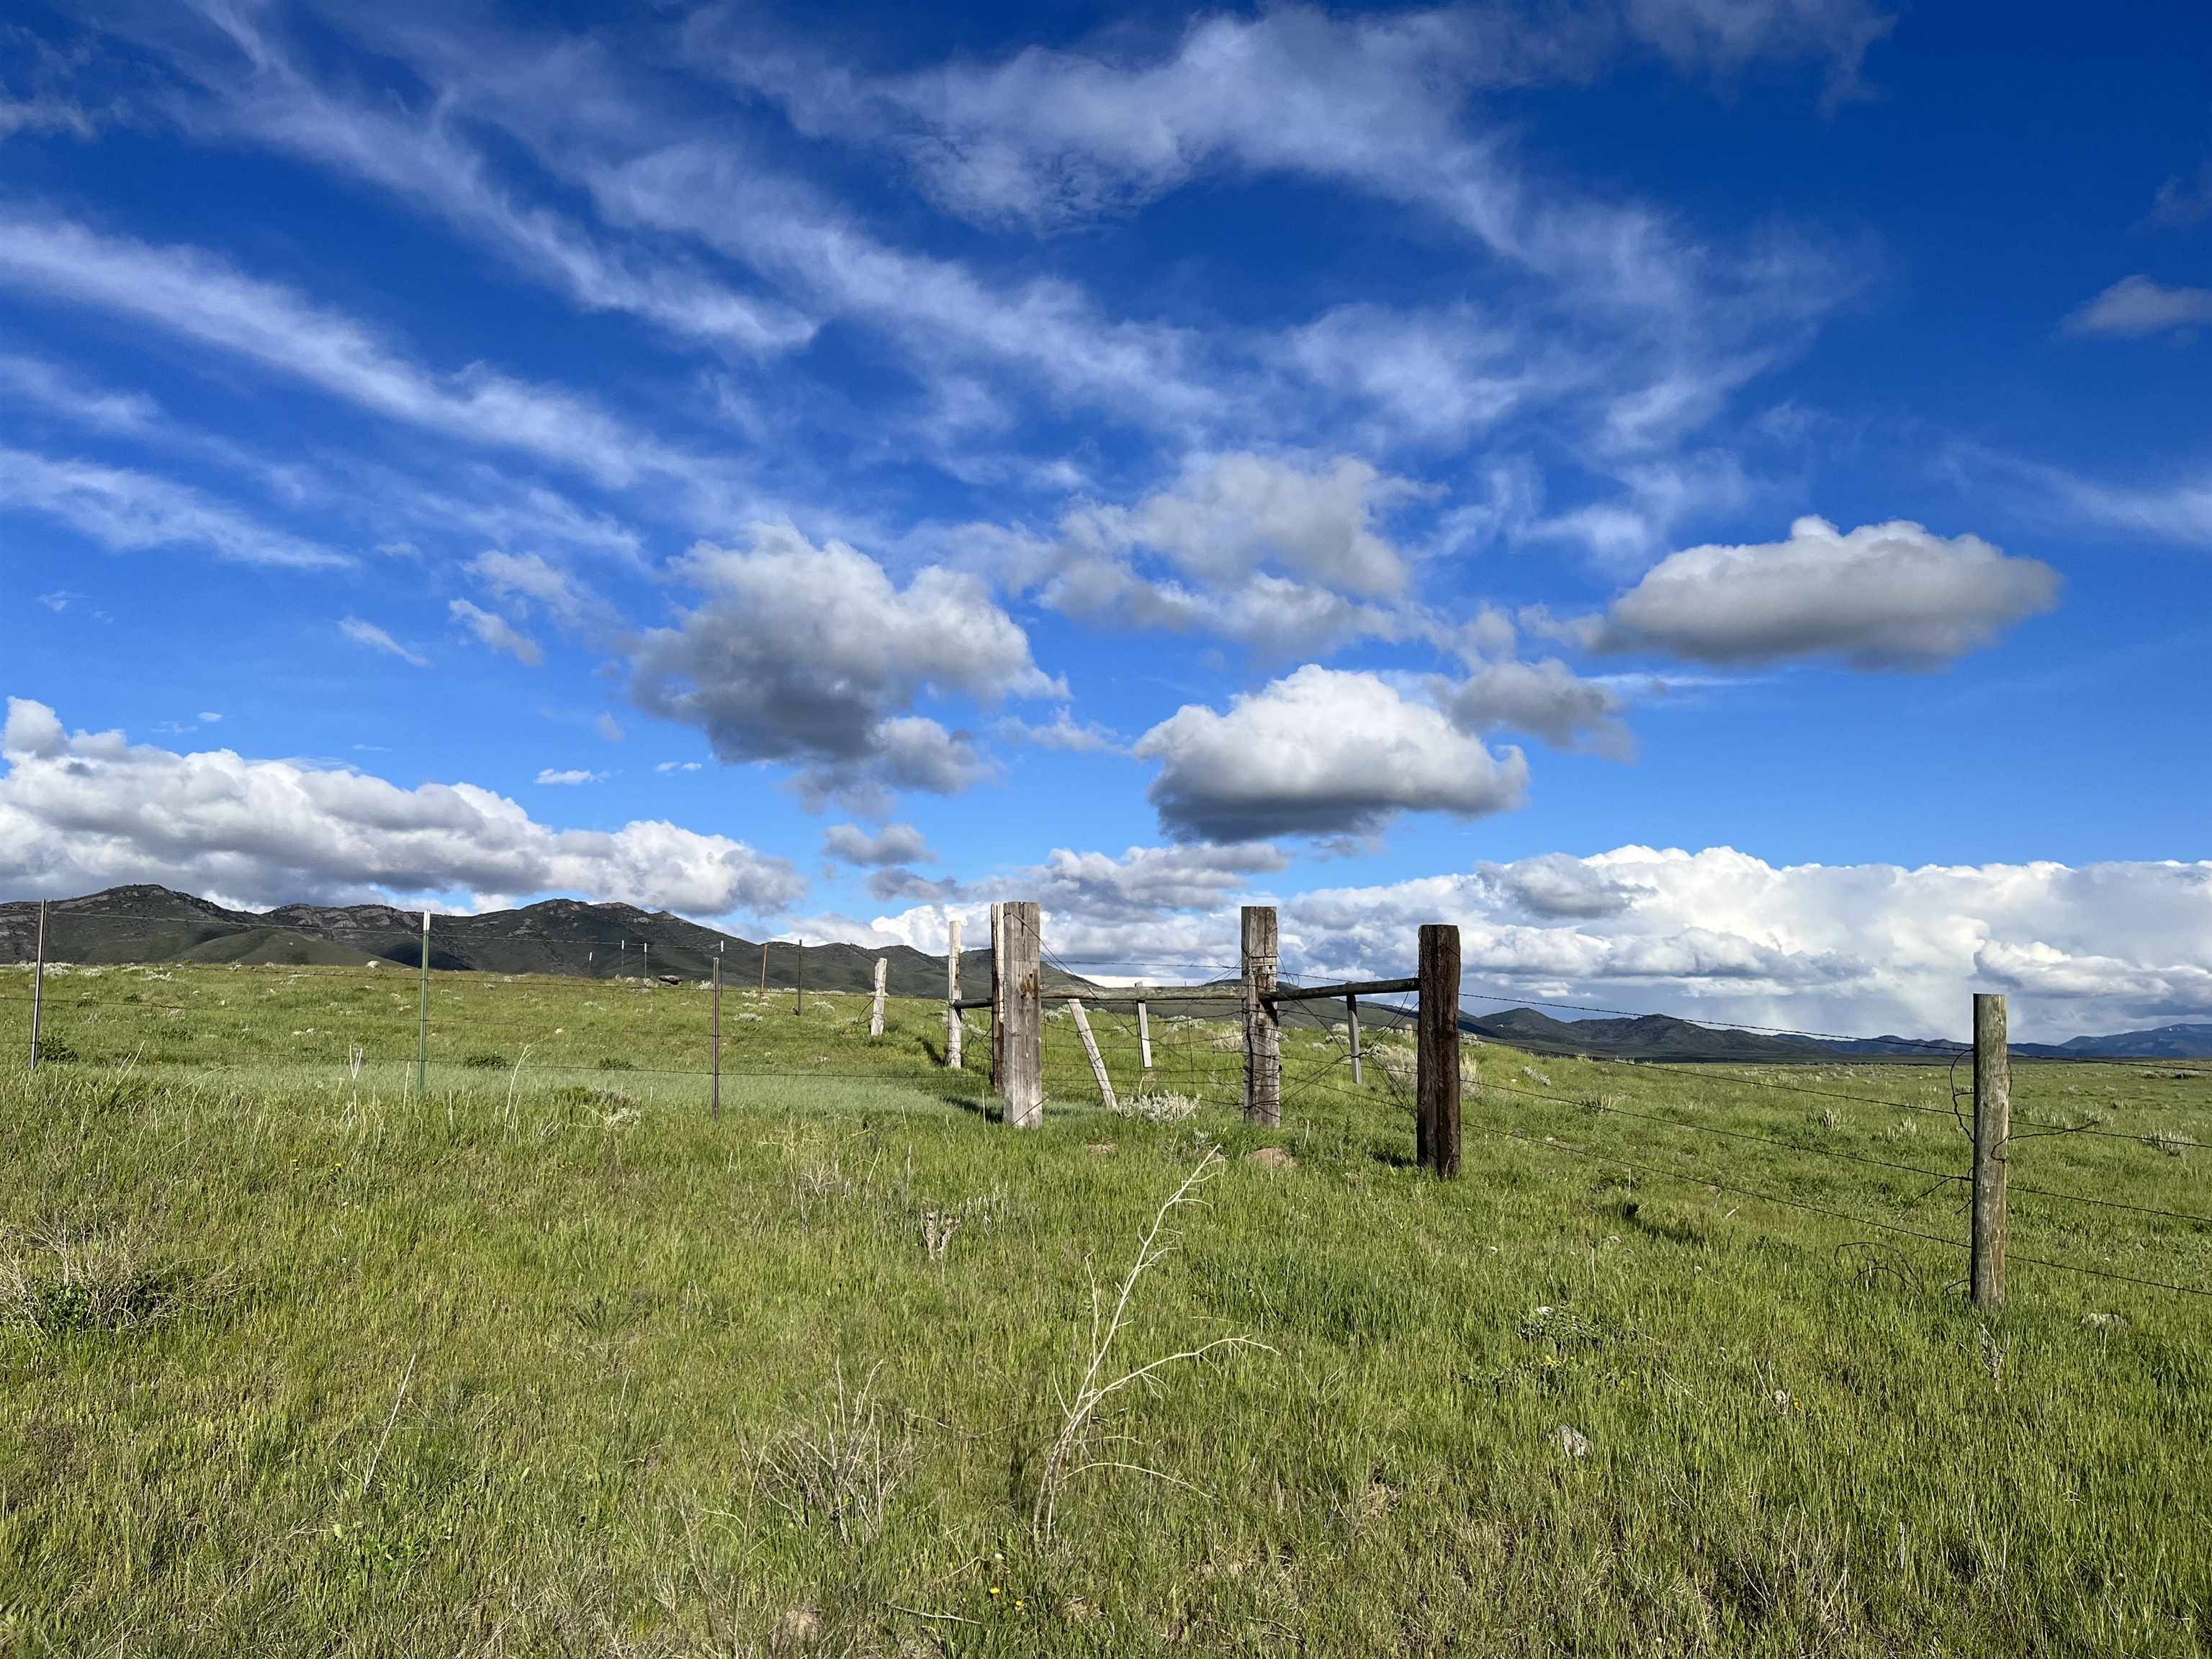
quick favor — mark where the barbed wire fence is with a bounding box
[5,902,2208,1310]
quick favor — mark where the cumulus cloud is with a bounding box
[854,842,2212,1040]
[1591,516,2059,667]
[2064,275,2212,339]
[535,768,604,786]
[0,699,805,915]
[339,616,428,667]
[1135,665,1529,842]
[848,840,1287,968]
[1437,658,1633,757]
[449,599,543,665]
[866,866,967,904]
[823,822,935,868]
[629,524,1056,807]
[1002,453,1431,657]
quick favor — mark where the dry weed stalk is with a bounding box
[1033,1146,1269,1540]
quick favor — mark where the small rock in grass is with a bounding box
[1556,1424,1591,1460]
[1244,1146,1296,1172]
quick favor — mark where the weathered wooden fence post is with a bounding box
[1068,1000,1118,1110]
[945,917,963,1069]
[999,901,1043,1128]
[1242,906,1280,1126]
[870,957,887,1038]
[1136,1000,1152,1071]
[415,909,431,1101]
[1417,925,1461,1177]
[758,940,768,994]
[710,950,722,1120]
[1972,992,2010,1308]
[989,902,1004,1088]
[27,899,45,1074]
[795,938,804,1017]
[1346,993,1362,1087]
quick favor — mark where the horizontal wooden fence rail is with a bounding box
[1262,976,1419,1004]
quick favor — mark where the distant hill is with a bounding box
[0,884,1083,999]
[4,886,2203,1058]
[2015,1023,2212,1061]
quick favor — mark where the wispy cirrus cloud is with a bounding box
[0,443,345,568]
[338,616,428,667]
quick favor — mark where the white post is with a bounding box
[1346,994,1362,1086]
[870,957,887,1038]
[1136,999,1152,1071]
[1068,999,1117,1112]
[27,899,45,1074]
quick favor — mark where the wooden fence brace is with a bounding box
[945,917,963,1069]
[1243,906,1280,1127]
[999,902,1043,1128]
[1417,925,1461,1177]
[1346,993,1362,1087]
[27,899,44,1074]
[1068,1000,1118,1111]
[870,957,887,1038]
[1972,992,2010,1309]
[1136,1000,1152,1071]
[710,952,722,1120]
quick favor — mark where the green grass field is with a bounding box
[0,962,2206,1655]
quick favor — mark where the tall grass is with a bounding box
[0,964,2204,1653]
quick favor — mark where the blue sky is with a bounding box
[4,0,2209,1038]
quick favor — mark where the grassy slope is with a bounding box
[0,964,2206,1656]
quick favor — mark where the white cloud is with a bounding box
[595,713,626,744]
[197,711,222,723]
[2064,275,2212,339]
[2152,160,2212,228]
[338,616,428,667]
[448,599,544,665]
[470,549,608,626]
[0,699,805,916]
[534,768,605,786]
[629,523,1056,806]
[1593,516,2059,667]
[856,841,2212,1040]
[1438,658,1633,757]
[0,212,710,494]
[0,444,346,569]
[823,822,935,868]
[655,760,702,773]
[130,3,818,359]
[995,710,1125,754]
[1134,665,1529,842]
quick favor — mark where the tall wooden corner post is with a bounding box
[1417,924,1461,1177]
[1242,905,1280,1126]
[1971,992,2010,1309]
[997,901,1043,1128]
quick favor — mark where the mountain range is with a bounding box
[3,886,2206,1061]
